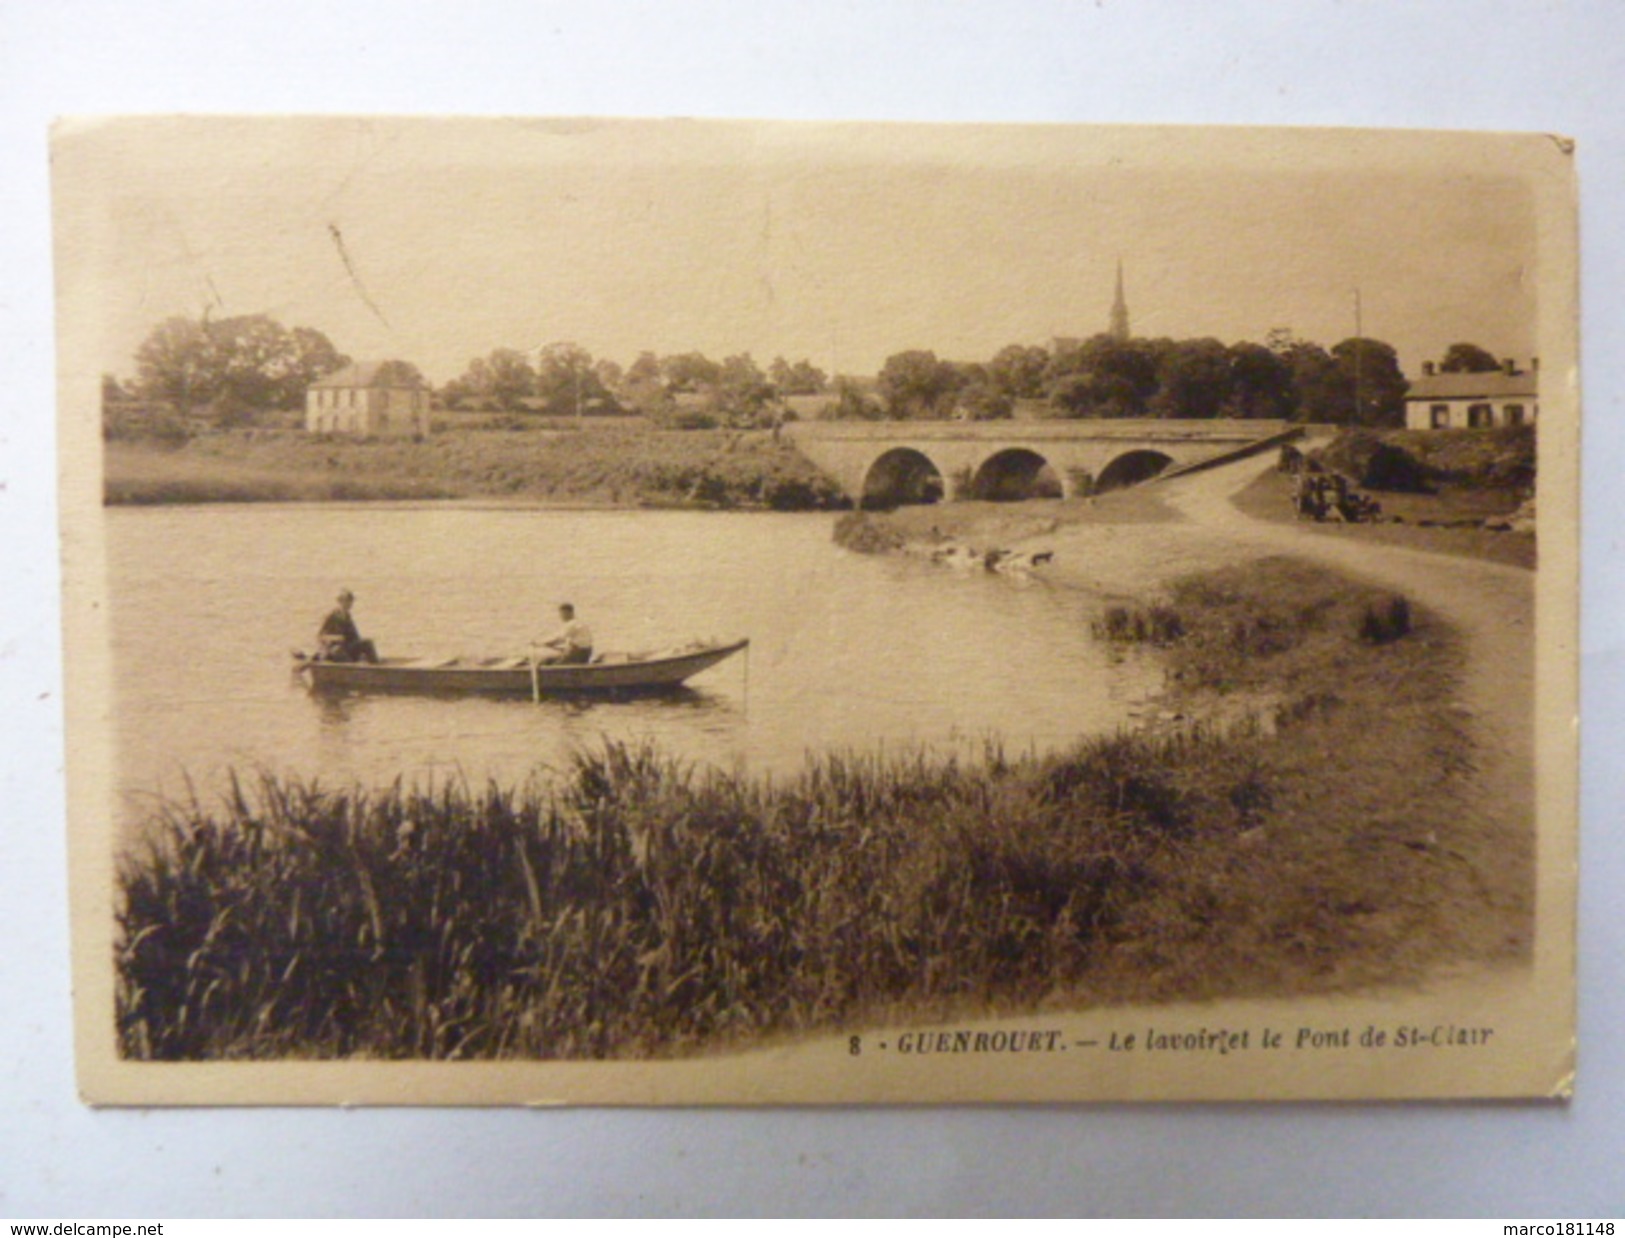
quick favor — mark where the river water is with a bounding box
[107,505,1168,827]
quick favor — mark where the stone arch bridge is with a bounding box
[784,418,1298,506]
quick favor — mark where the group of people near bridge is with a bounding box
[315,591,593,665]
[1280,447,1383,524]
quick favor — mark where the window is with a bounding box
[1430,404,1450,429]
[1468,403,1493,428]
[1504,404,1525,426]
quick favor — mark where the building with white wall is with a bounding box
[305,361,431,436]
[1404,360,1538,430]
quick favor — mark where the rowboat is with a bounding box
[294,638,749,698]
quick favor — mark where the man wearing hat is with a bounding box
[316,588,379,663]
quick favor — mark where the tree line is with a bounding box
[107,313,831,432]
[109,310,1515,433]
[109,314,360,424]
[436,346,827,428]
[862,331,1412,426]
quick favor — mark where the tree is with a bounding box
[953,383,1014,421]
[1045,335,1157,418]
[986,344,1050,399]
[1332,337,1408,427]
[593,357,624,395]
[134,313,349,419]
[217,315,302,410]
[1276,339,1348,423]
[714,353,774,426]
[534,342,612,417]
[1265,327,1297,354]
[1223,342,1294,419]
[437,375,475,409]
[819,377,883,421]
[660,352,722,394]
[276,326,352,408]
[620,351,671,418]
[372,359,426,389]
[768,356,827,395]
[134,315,219,414]
[1149,338,1231,419]
[1440,342,1502,373]
[452,348,535,411]
[877,350,965,419]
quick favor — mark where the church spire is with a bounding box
[1109,259,1130,341]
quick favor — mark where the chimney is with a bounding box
[1422,361,1436,377]
[1532,356,1540,372]
[1502,357,1517,375]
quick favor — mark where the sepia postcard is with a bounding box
[54,117,1578,1105]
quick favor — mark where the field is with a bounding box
[116,556,1529,1060]
[104,421,847,510]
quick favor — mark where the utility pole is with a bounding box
[1353,287,1365,425]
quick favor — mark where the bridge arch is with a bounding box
[1096,448,1174,492]
[969,448,1066,501]
[859,447,947,508]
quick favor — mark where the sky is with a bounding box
[55,117,1541,387]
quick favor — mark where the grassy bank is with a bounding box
[105,423,847,510]
[103,445,460,504]
[116,556,1529,1060]
[1316,425,1535,494]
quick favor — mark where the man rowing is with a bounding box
[316,588,379,663]
[536,602,594,665]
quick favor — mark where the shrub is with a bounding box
[102,401,192,446]
[1358,594,1412,644]
[1315,430,1430,493]
[833,512,904,553]
[1093,604,1185,645]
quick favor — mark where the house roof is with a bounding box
[309,361,426,389]
[1405,370,1538,401]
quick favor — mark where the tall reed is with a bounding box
[118,731,1250,1060]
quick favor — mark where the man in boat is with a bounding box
[316,588,379,663]
[536,602,594,665]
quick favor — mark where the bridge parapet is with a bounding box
[788,418,1287,444]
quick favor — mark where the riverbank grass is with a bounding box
[105,423,846,510]
[116,557,1529,1060]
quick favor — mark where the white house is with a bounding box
[1404,360,1538,431]
[305,361,431,436]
